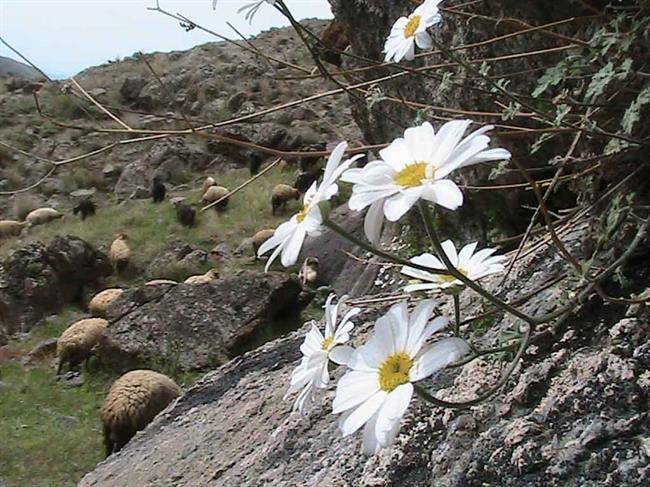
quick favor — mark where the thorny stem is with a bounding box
[417,201,538,326]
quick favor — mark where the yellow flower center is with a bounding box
[378,352,413,392]
[438,268,467,283]
[296,204,309,223]
[321,336,333,350]
[394,162,429,188]
[404,15,421,38]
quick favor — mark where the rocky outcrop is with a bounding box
[0,236,111,337]
[81,223,649,486]
[95,270,302,371]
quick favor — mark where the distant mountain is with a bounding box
[0,55,45,80]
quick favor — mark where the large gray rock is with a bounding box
[0,236,111,337]
[96,270,302,371]
[81,224,649,486]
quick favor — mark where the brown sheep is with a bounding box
[202,185,229,211]
[299,257,319,288]
[110,234,132,273]
[25,207,63,227]
[251,228,275,258]
[56,318,108,374]
[184,268,219,285]
[271,184,300,215]
[316,18,350,67]
[88,288,124,317]
[100,370,181,456]
[201,176,216,195]
[0,220,26,238]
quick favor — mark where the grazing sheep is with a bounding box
[100,369,181,456]
[25,207,63,227]
[251,228,275,258]
[271,184,300,215]
[184,269,219,285]
[201,176,216,195]
[56,318,108,374]
[316,18,350,67]
[88,288,124,317]
[294,169,323,194]
[202,185,229,211]
[299,143,326,172]
[249,153,263,176]
[152,176,166,203]
[299,257,319,288]
[73,199,96,220]
[110,234,132,273]
[174,202,196,228]
[0,220,26,238]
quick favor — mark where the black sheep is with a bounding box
[73,199,96,220]
[249,153,263,176]
[175,203,196,228]
[152,176,166,203]
[293,169,323,194]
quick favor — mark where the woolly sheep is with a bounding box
[25,207,63,227]
[294,169,322,194]
[110,234,132,273]
[250,228,275,258]
[0,220,26,238]
[299,257,319,288]
[100,369,181,456]
[184,268,219,285]
[175,202,196,228]
[201,176,216,195]
[202,185,229,211]
[56,318,108,374]
[271,184,300,215]
[88,288,124,317]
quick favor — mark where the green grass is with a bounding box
[0,166,303,283]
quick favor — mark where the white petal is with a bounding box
[364,199,385,245]
[421,179,463,210]
[457,242,479,268]
[280,224,306,267]
[332,371,381,414]
[383,189,422,221]
[405,299,435,355]
[439,239,459,266]
[403,122,435,162]
[330,345,354,366]
[409,337,470,381]
[431,119,472,164]
[362,411,382,455]
[375,383,413,447]
[415,31,432,50]
[339,391,388,436]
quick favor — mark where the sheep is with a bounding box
[271,184,300,215]
[315,18,350,67]
[56,318,108,374]
[25,207,63,227]
[152,176,166,203]
[110,234,132,273]
[0,220,26,238]
[177,203,196,228]
[100,369,181,456]
[294,169,323,194]
[88,288,124,317]
[299,257,319,288]
[184,268,219,285]
[249,153,263,176]
[202,176,216,195]
[73,199,96,220]
[251,228,275,258]
[202,185,229,211]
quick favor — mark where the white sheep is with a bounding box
[0,220,26,238]
[202,185,230,211]
[100,369,181,456]
[183,268,219,285]
[110,234,132,273]
[25,207,63,227]
[88,288,124,317]
[56,318,108,374]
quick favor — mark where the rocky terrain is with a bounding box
[1,1,649,486]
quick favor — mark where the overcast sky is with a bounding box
[0,0,333,79]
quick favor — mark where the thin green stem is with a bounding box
[417,201,538,325]
[453,293,461,336]
[321,212,452,276]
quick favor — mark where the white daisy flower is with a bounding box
[332,300,470,454]
[285,294,360,412]
[341,120,511,244]
[384,0,442,63]
[258,141,362,271]
[401,240,506,293]
[212,0,276,22]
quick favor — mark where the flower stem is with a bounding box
[321,213,452,276]
[417,201,537,326]
[453,293,461,336]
